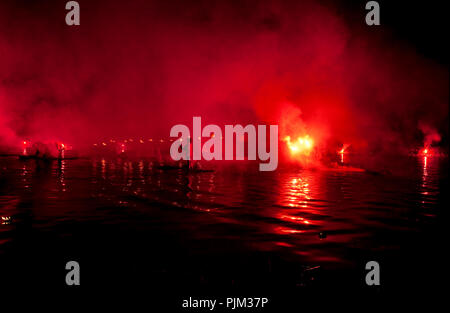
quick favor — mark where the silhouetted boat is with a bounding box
[18,155,79,161]
[156,164,213,173]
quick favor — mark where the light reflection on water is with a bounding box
[417,155,442,218]
[0,155,447,266]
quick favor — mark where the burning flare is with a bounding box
[338,144,350,163]
[420,147,431,156]
[283,135,314,156]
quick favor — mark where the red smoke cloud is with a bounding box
[0,0,448,159]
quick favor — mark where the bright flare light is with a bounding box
[22,140,28,155]
[338,145,348,163]
[420,147,430,156]
[284,135,314,156]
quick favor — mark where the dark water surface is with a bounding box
[0,155,447,306]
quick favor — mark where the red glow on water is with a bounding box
[274,226,304,235]
[275,242,294,248]
[280,214,312,225]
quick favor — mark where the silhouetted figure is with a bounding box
[55,142,65,160]
[181,138,192,170]
[32,142,51,159]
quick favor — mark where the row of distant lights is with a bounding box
[93,138,170,146]
[92,135,223,147]
[22,141,66,148]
